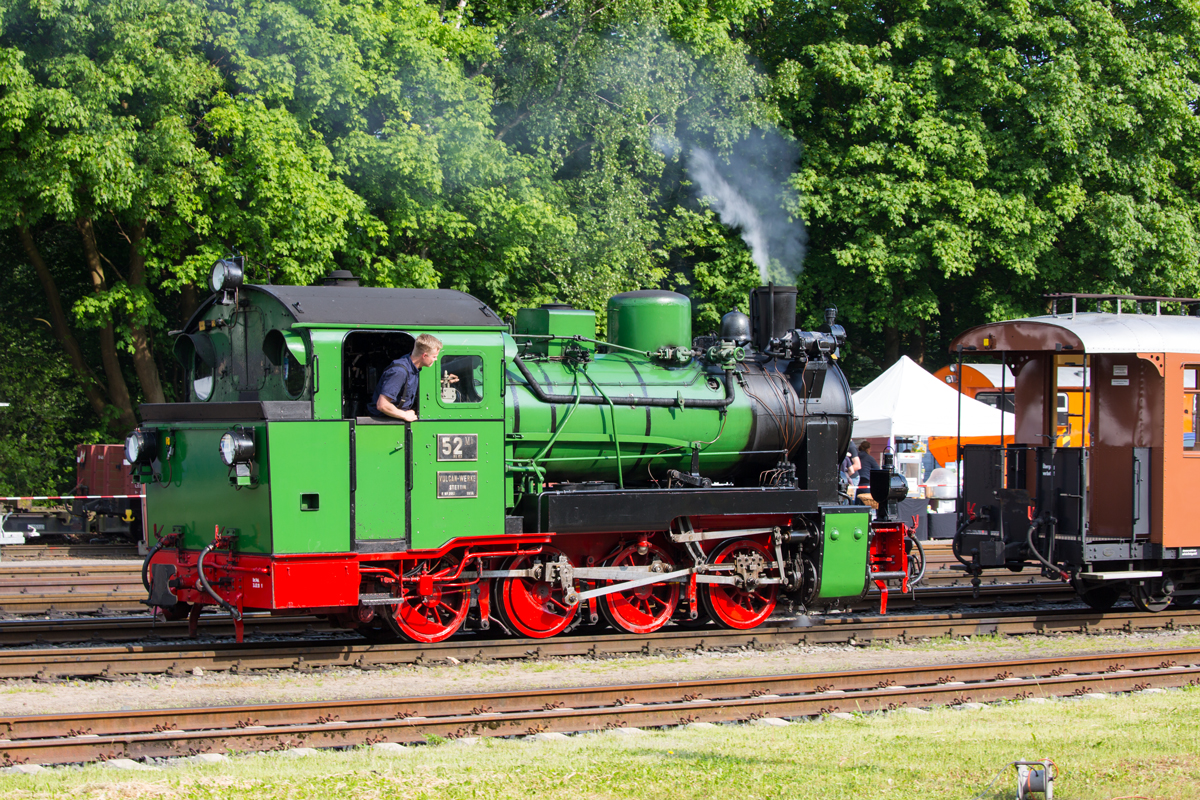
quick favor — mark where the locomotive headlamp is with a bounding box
[210,258,244,293]
[219,430,256,466]
[125,430,157,465]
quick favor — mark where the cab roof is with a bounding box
[188,284,506,330]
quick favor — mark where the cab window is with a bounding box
[193,350,214,401]
[439,354,484,405]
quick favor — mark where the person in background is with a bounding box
[840,448,861,488]
[855,440,881,502]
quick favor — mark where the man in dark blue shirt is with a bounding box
[369,334,447,422]
[855,440,881,503]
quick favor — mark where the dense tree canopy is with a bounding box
[757,0,1200,376]
[2,0,1199,490]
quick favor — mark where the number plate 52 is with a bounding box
[436,433,478,461]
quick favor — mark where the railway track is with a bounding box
[2,645,1197,766]
[0,544,140,561]
[1,606,1196,681]
[0,581,1078,645]
[0,544,1063,617]
[0,561,147,615]
[0,583,1078,653]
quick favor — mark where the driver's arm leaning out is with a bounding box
[368,334,444,423]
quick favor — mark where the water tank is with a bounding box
[607,290,691,353]
[515,303,597,356]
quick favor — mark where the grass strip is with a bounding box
[2,687,1198,798]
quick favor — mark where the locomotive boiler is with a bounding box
[135,264,912,642]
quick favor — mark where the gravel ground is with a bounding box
[1,626,1197,717]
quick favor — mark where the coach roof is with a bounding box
[952,312,1200,356]
[189,284,506,330]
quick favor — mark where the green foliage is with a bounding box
[5,0,1200,453]
[759,0,1200,371]
[0,326,104,495]
[479,0,773,313]
[0,240,106,495]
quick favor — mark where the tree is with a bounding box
[0,0,426,434]
[755,0,1200,378]
[0,232,106,494]
[474,0,776,315]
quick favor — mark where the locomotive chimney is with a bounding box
[749,284,798,351]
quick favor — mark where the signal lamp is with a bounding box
[219,430,256,466]
[125,430,157,465]
[210,259,244,293]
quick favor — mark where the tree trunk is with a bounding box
[884,323,901,366]
[77,218,138,432]
[126,222,165,404]
[180,283,199,327]
[19,225,110,421]
[910,320,926,366]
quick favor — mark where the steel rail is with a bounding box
[0,592,147,615]
[0,577,1073,645]
[0,545,140,561]
[0,572,1068,618]
[0,607,1196,681]
[0,613,322,646]
[1,647,1198,766]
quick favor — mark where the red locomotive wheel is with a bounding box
[499,547,579,638]
[385,559,470,643]
[700,539,777,630]
[600,543,678,634]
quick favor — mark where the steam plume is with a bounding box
[684,131,806,285]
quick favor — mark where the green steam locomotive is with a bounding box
[134,261,913,642]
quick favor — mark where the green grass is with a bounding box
[3,688,1199,798]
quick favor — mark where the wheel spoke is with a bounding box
[501,548,578,638]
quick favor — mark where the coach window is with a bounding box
[439,354,484,405]
[1186,366,1199,451]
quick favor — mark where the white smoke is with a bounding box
[684,130,807,285]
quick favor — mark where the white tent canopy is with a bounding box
[852,356,1015,439]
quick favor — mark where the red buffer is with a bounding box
[868,519,913,614]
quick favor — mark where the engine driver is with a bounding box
[369,333,455,422]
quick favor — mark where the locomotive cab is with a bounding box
[951,294,1200,611]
